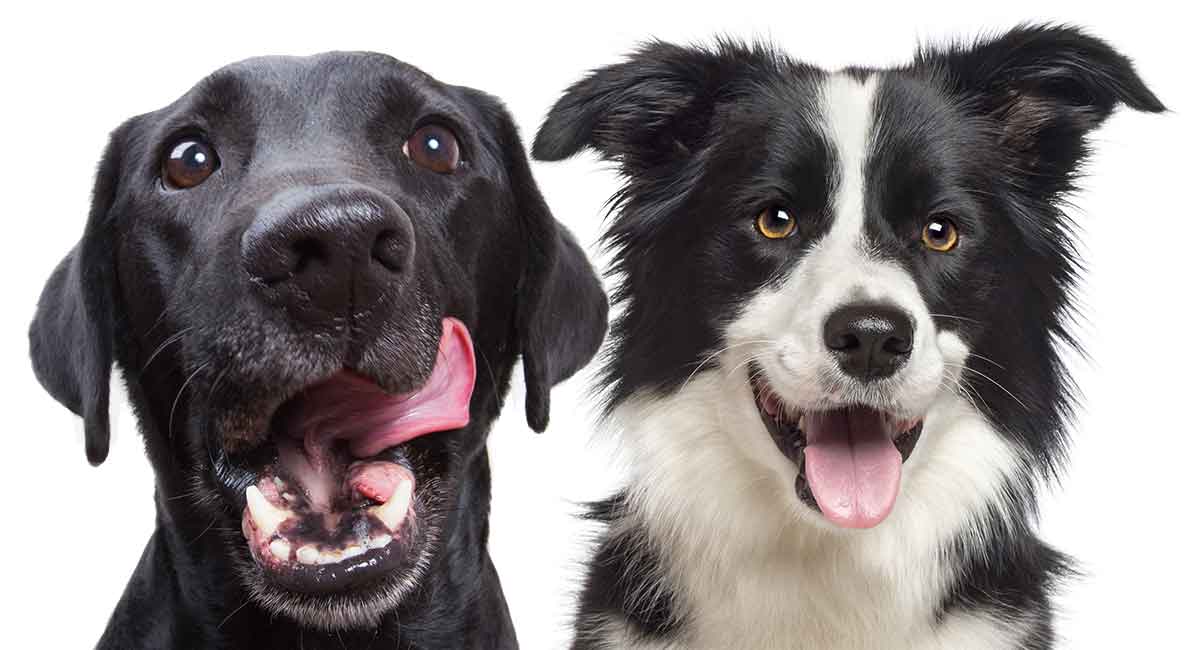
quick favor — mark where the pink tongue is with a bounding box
[803,408,901,529]
[279,317,476,461]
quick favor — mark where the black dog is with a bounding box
[535,26,1160,649]
[30,52,606,649]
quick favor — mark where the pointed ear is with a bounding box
[532,40,764,173]
[29,122,129,465]
[919,24,1165,191]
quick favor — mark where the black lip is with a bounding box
[249,519,423,595]
[747,362,924,507]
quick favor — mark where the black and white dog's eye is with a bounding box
[162,137,219,189]
[756,207,797,239]
[921,214,959,252]
[404,124,461,174]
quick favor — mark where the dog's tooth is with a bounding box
[368,534,392,550]
[343,545,365,560]
[269,539,291,562]
[371,478,413,532]
[246,485,291,538]
[273,477,286,491]
[320,549,344,565]
[296,545,320,565]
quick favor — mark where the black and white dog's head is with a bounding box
[30,53,606,630]
[535,26,1161,533]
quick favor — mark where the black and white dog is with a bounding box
[534,25,1162,649]
[30,52,606,648]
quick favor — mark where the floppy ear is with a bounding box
[919,24,1165,193]
[532,40,763,173]
[29,122,129,466]
[469,90,609,431]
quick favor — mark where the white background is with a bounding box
[1,1,1195,647]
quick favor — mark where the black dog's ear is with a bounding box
[517,217,608,432]
[29,122,129,466]
[919,24,1165,191]
[466,89,608,431]
[532,40,760,172]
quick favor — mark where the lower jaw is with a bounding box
[237,450,425,593]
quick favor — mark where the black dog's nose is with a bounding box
[242,190,414,318]
[823,303,914,381]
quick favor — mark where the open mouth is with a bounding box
[237,317,474,593]
[749,366,922,529]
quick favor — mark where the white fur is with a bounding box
[585,73,1030,649]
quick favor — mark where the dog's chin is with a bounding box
[748,364,925,530]
[231,520,436,631]
[204,317,474,629]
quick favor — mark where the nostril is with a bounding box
[827,332,861,352]
[881,334,913,357]
[291,237,328,276]
[371,229,409,272]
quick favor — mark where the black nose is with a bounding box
[823,303,914,381]
[242,190,414,319]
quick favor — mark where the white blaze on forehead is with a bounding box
[820,72,879,249]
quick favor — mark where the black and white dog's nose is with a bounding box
[823,303,914,381]
[242,188,414,319]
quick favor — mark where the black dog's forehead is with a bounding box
[152,51,475,139]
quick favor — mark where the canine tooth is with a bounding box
[282,492,296,503]
[273,477,286,491]
[370,479,412,532]
[246,486,291,538]
[368,534,392,549]
[297,545,320,565]
[320,550,344,565]
[269,539,291,562]
[343,545,365,560]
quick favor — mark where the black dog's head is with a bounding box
[535,27,1160,531]
[30,52,606,629]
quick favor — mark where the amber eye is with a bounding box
[755,207,797,239]
[921,214,959,252]
[404,124,461,173]
[162,137,218,189]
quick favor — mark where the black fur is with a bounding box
[535,25,1162,647]
[30,52,606,649]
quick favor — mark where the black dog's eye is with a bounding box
[162,137,219,189]
[921,214,960,252]
[404,124,461,174]
[756,207,797,240]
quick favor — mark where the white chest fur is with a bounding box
[590,368,1032,650]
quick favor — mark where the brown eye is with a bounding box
[404,124,461,174]
[756,207,797,239]
[162,137,218,189]
[922,214,959,252]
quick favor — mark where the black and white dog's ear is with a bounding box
[920,24,1165,190]
[532,40,749,173]
[468,89,608,432]
[29,122,129,466]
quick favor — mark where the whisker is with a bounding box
[965,351,1006,370]
[678,339,775,394]
[217,596,253,630]
[946,362,1028,411]
[140,327,194,372]
[169,362,211,443]
[928,313,982,325]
